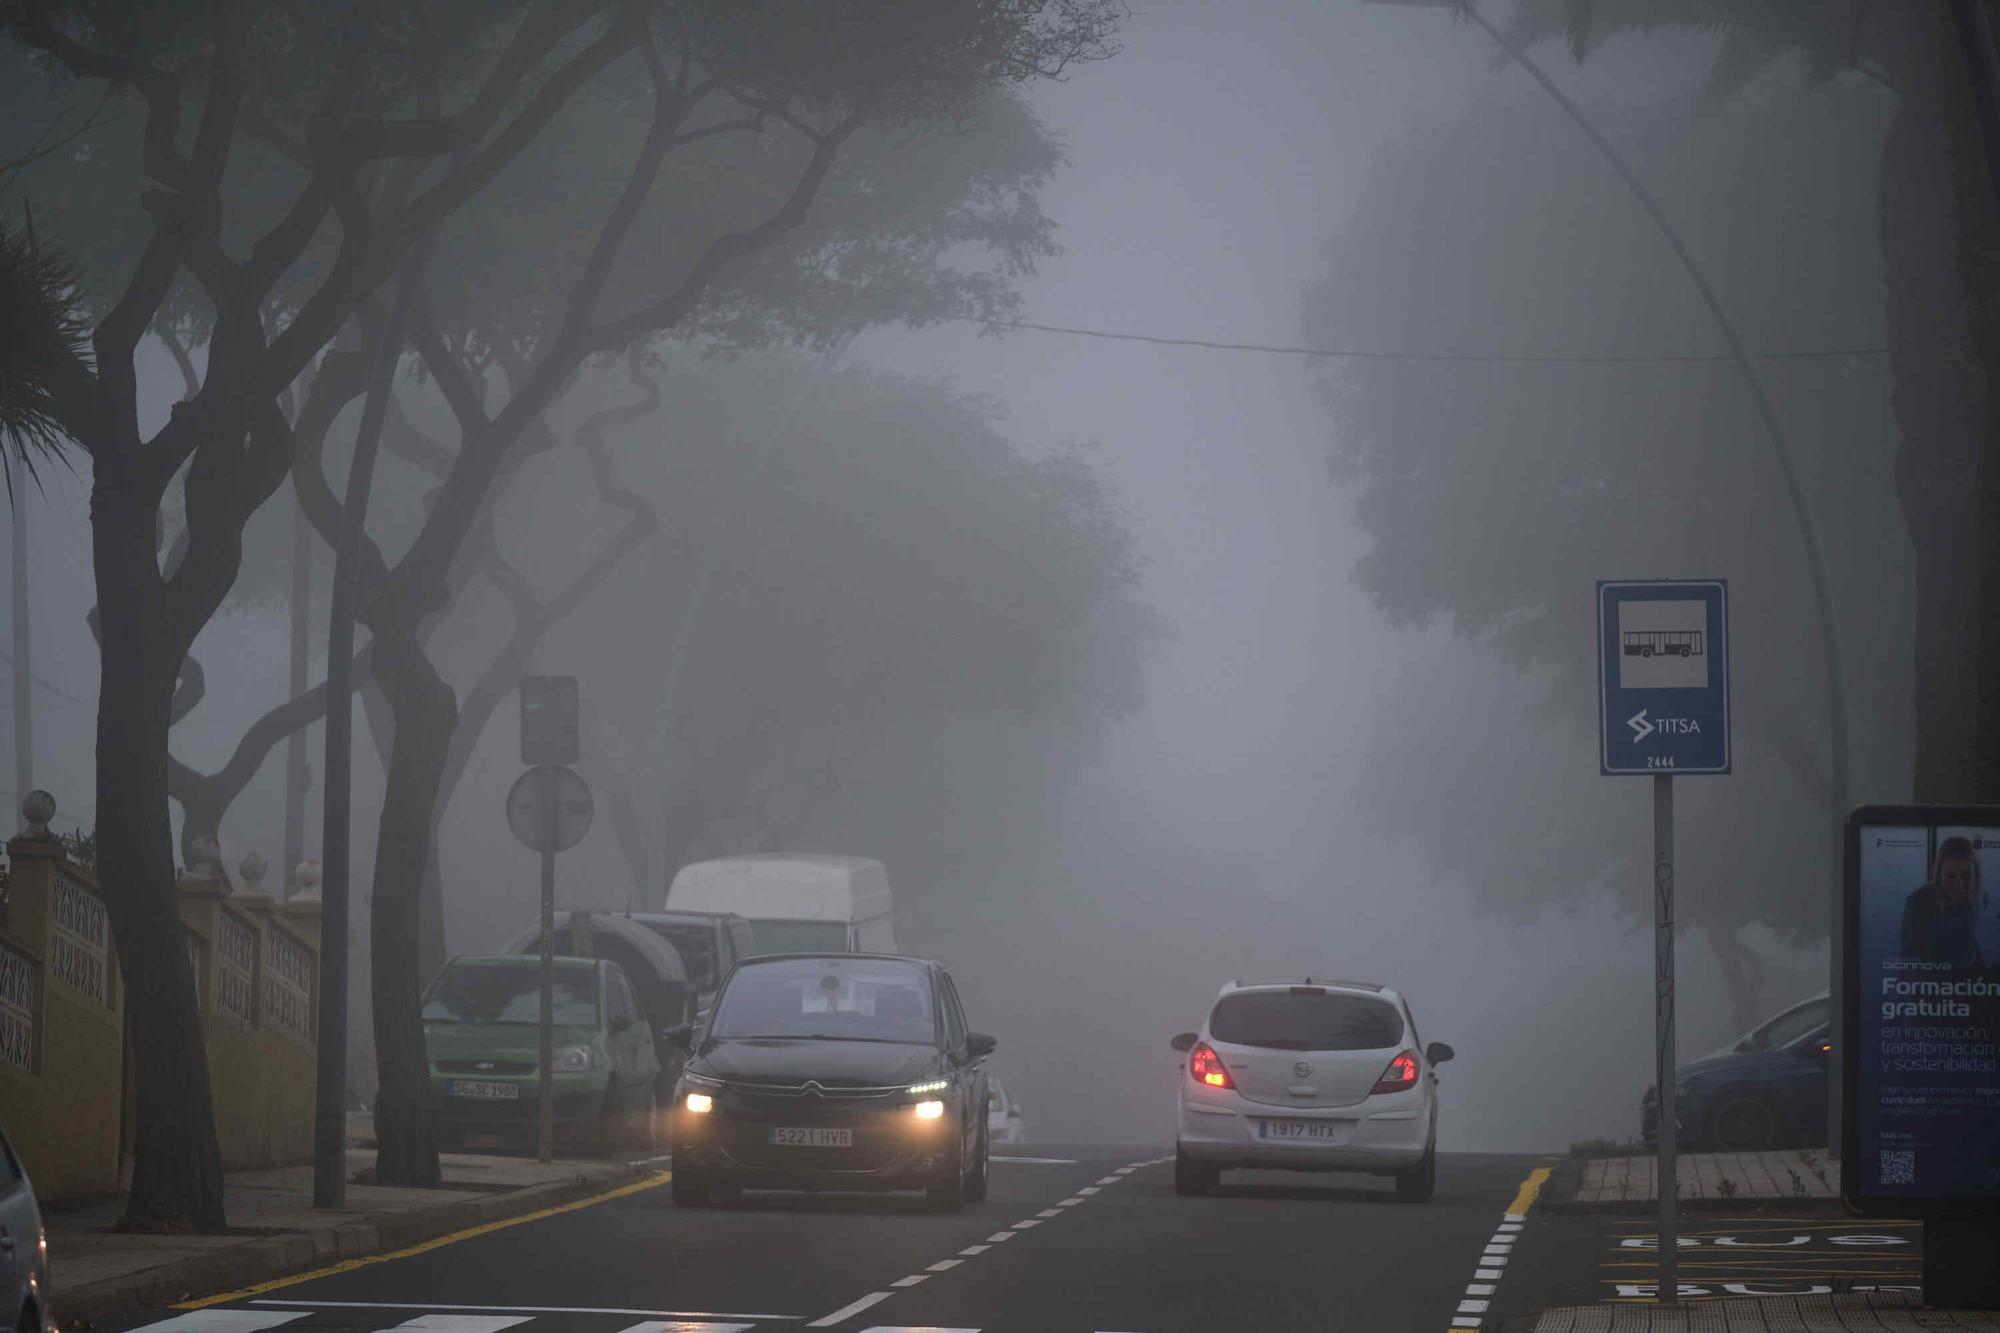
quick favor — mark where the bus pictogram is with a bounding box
[1622,629,1703,660]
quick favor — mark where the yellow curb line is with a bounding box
[1507,1165,1553,1218]
[173,1170,671,1310]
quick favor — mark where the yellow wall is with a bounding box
[0,841,323,1202]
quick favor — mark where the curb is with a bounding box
[1546,1194,1847,1215]
[54,1162,651,1326]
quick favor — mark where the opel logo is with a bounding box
[475,1061,496,1072]
[802,1080,824,1099]
[1293,1060,1313,1080]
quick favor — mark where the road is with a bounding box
[100,1148,1568,1333]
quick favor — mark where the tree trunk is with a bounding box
[417,845,446,986]
[284,488,314,890]
[92,472,226,1230]
[367,617,455,1187]
[1884,13,1987,803]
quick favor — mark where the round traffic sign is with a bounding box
[506,765,594,853]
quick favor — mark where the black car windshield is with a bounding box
[1209,991,1404,1051]
[710,957,934,1043]
[423,960,599,1026]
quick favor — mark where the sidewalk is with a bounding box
[47,1145,655,1324]
[1566,1150,1837,1207]
[1516,1291,2000,1331]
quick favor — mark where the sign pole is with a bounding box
[538,764,557,1164]
[1653,773,1677,1307]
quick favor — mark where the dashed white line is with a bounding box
[1014,1218,1043,1229]
[808,1293,892,1328]
[1078,1186,1101,1195]
[986,1232,1017,1243]
[1095,1176,1121,1185]
[959,1245,991,1256]
[890,1276,928,1289]
[927,1259,963,1272]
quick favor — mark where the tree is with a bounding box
[1,0,1120,1226]
[1502,0,2000,810]
[1302,73,1904,1030]
[0,214,87,485]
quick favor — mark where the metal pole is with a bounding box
[1654,773,1678,1306]
[538,766,556,1164]
[13,200,35,830]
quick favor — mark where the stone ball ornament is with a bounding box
[20,790,54,837]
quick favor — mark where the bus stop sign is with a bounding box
[1597,580,1730,776]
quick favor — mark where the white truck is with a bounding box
[666,855,897,957]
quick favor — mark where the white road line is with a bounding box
[1078,1186,1100,1195]
[1115,1167,1136,1175]
[1037,1208,1062,1218]
[614,1323,754,1333]
[1504,1212,1525,1222]
[855,1327,977,1332]
[1465,1284,1495,1296]
[986,1231,1017,1242]
[889,1275,928,1288]
[807,1293,893,1328]
[1458,1300,1490,1314]
[381,1318,534,1333]
[128,1313,312,1333]
[959,1245,991,1256]
[253,1304,796,1321]
[1496,1223,1522,1233]
[1095,1176,1121,1185]
[1057,1199,1083,1207]
[1475,1268,1502,1280]
[1013,1218,1043,1229]
[927,1259,963,1272]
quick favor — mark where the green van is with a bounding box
[424,955,661,1155]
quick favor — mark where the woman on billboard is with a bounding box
[1900,836,1984,970]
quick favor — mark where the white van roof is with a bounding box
[668,855,892,924]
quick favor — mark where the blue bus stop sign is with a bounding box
[1598,579,1730,775]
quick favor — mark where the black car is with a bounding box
[667,953,995,1212]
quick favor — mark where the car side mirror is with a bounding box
[966,1032,998,1059]
[660,1022,694,1050]
[1425,1041,1455,1066]
[1171,1032,1198,1053]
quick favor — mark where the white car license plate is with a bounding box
[769,1127,853,1147]
[1257,1119,1347,1142]
[449,1080,520,1101]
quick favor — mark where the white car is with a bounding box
[987,1077,1026,1145]
[1172,979,1453,1202]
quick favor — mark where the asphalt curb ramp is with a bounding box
[54,1161,652,1327]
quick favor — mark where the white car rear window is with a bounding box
[1209,991,1403,1051]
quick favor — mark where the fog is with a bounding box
[4,1,1947,1156]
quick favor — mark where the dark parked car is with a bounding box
[1642,993,1829,1151]
[668,953,994,1212]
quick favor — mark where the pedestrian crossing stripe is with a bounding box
[124,1307,1162,1333]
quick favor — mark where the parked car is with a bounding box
[1172,979,1453,1202]
[425,955,662,1156]
[987,1077,1027,1145]
[500,910,727,1101]
[1642,992,1829,1151]
[668,952,992,1211]
[0,1125,48,1333]
[667,855,897,954]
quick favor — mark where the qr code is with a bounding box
[1880,1150,1916,1185]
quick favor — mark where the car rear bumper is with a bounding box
[1176,1098,1429,1170]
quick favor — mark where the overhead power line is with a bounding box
[948,315,1890,366]
[0,648,91,706]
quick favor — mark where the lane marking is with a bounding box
[926,1259,963,1272]
[1095,1177,1121,1185]
[889,1276,928,1288]
[1506,1166,1552,1216]
[178,1171,672,1310]
[1015,1217,1044,1228]
[252,1303,795,1321]
[1458,1300,1490,1313]
[986,1231,1017,1243]
[1078,1186,1100,1195]
[959,1245,991,1256]
[1056,1199,1083,1208]
[808,1294,892,1328]
[123,1314,311,1333]
[614,1323,754,1333]
[385,1320,531,1333]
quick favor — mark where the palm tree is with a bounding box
[0,214,88,488]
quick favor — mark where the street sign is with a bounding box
[1597,580,1730,775]
[505,765,594,853]
[520,676,579,767]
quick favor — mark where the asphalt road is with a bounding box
[102,1147,1567,1333]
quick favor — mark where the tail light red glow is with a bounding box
[1372,1049,1420,1094]
[1189,1041,1234,1090]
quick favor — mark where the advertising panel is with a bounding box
[1844,806,2000,1213]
